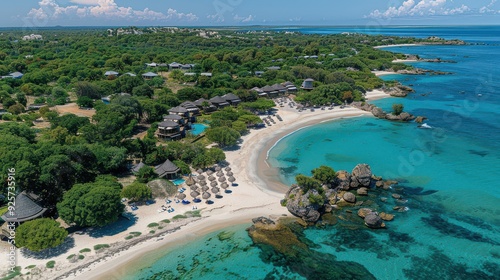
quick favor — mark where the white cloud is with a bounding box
[479,0,499,13]
[233,14,254,23]
[27,0,198,22]
[70,0,100,5]
[368,0,471,18]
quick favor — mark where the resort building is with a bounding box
[27,103,47,110]
[193,98,217,112]
[142,72,159,80]
[209,96,230,108]
[180,101,200,115]
[0,193,47,226]
[154,160,180,179]
[104,71,119,77]
[222,93,241,106]
[157,120,182,141]
[124,72,137,77]
[168,106,189,118]
[1,72,24,79]
[301,78,314,90]
[163,114,185,125]
[131,162,147,174]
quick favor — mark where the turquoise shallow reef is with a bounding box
[126,26,500,280]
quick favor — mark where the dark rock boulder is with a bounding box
[386,112,416,122]
[352,164,372,187]
[335,170,351,190]
[343,192,356,203]
[357,208,373,218]
[357,187,368,196]
[284,186,322,223]
[364,213,385,228]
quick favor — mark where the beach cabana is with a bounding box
[199,180,207,186]
[226,171,234,177]
[177,193,186,200]
[202,192,211,200]
[1,193,47,224]
[224,167,232,171]
[190,191,200,199]
[216,171,224,177]
[185,176,195,186]
[206,170,214,176]
[208,176,216,181]
[221,183,229,189]
[197,174,205,180]
[202,186,209,192]
[154,160,180,179]
[210,181,218,187]
[211,187,220,194]
[218,177,226,183]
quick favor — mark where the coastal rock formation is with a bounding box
[384,84,414,97]
[343,192,356,203]
[351,102,416,122]
[357,187,368,196]
[247,217,377,279]
[364,213,385,228]
[357,208,373,218]
[351,164,372,187]
[284,187,323,223]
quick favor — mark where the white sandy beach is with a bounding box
[3,90,389,280]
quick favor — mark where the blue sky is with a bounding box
[2,0,499,27]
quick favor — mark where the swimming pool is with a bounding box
[190,123,208,136]
[171,179,185,186]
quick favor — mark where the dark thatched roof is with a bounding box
[1,193,46,223]
[132,162,146,173]
[154,160,180,178]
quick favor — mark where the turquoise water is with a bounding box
[125,27,500,279]
[124,224,302,280]
[190,123,208,136]
[171,179,185,186]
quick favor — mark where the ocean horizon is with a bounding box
[123,26,500,280]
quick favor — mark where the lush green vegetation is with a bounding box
[15,218,68,252]
[392,103,404,115]
[93,244,110,251]
[79,248,91,253]
[46,261,55,269]
[121,182,152,202]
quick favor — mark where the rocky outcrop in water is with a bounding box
[384,84,415,97]
[282,164,400,228]
[247,216,377,279]
[352,102,416,122]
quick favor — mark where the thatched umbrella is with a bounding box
[206,170,214,176]
[196,169,203,174]
[228,176,236,183]
[225,166,231,171]
[199,180,207,186]
[210,181,218,187]
[221,182,229,189]
[201,185,209,192]
[185,175,195,186]
[218,176,226,183]
[208,175,216,181]
[202,192,211,200]
[226,171,233,177]
[215,166,221,171]
[211,187,220,194]
[190,191,200,198]
[197,174,205,181]
[216,171,224,177]
[177,193,186,200]
[190,184,199,191]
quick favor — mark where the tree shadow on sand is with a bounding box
[87,216,137,238]
[20,236,75,259]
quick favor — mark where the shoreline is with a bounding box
[8,90,390,280]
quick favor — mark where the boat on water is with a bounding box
[418,123,432,129]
